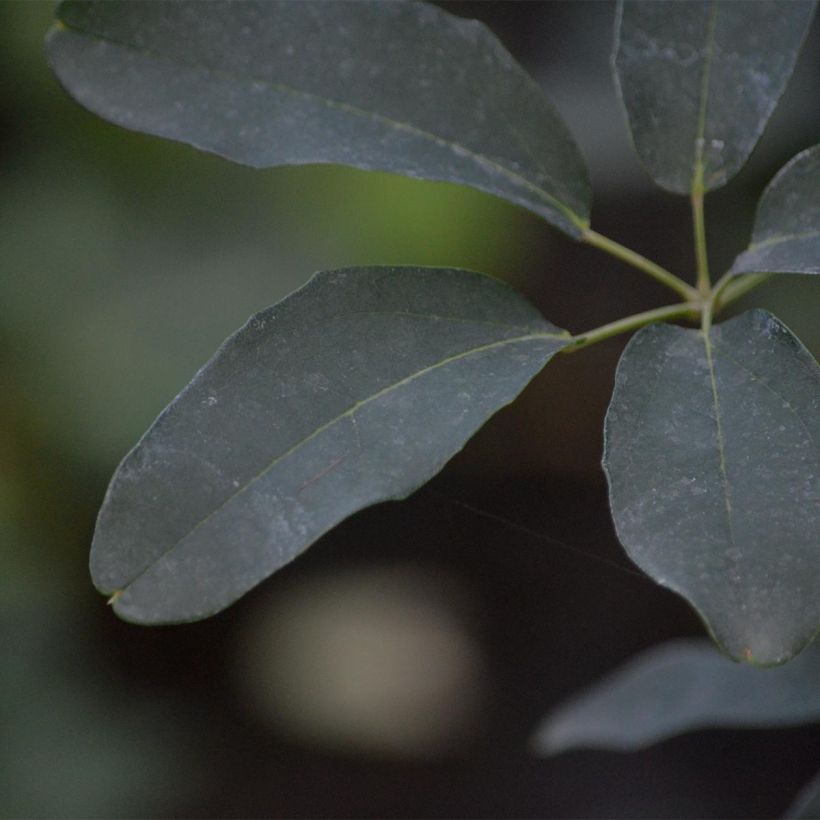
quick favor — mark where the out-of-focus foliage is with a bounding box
[1,590,203,816]
[534,639,820,754]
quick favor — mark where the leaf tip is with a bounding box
[107,589,124,606]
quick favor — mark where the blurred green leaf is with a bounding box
[614,0,815,193]
[46,0,590,236]
[534,638,820,754]
[604,310,820,664]
[92,267,569,623]
[1,148,529,464]
[0,599,203,817]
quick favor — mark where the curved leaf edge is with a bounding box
[729,143,820,277]
[532,637,820,757]
[45,3,592,238]
[94,265,571,624]
[611,1,817,198]
[601,310,820,667]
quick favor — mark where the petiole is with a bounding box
[564,301,700,353]
[582,228,699,302]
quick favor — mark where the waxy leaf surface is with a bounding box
[91,267,569,624]
[534,639,820,754]
[604,310,820,664]
[46,0,590,237]
[731,145,820,276]
[614,0,815,193]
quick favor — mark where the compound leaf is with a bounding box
[730,145,820,276]
[534,638,820,754]
[603,310,820,664]
[91,267,569,624]
[614,0,815,194]
[46,0,590,237]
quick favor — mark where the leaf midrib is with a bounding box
[691,0,719,190]
[53,17,587,231]
[111,329,566,595]
[702,327,739,575]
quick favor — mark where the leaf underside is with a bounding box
[614,0,816,194]
[534,638,820,754]
[46,0,590,237]
[730,144,820,277]
[92,267,569,624]
[603,310,820,665]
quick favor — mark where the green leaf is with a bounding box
[730,145,820,276]
[92,267,569,624]
[603,310,820,665]
[45,1,590,238]
[614,0,816,194]
[533,638,820,754]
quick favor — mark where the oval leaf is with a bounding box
[730,145,820,276]
[603,310,820,664]
[534,638,820,754]
[46,0,590,237]
[92,267,569,624]
[614,0,816,193]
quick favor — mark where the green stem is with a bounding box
[564,302,699,353]
[715,272,771,309]
[701,294,714,336]
[711,269,734,301]
[582,228,698,302]
[691,181,711,296]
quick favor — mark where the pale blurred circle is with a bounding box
[235,564,486,757]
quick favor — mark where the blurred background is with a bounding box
[2,1,820,817]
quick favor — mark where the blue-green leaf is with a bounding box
[46,0,590,237]
[614,0,816,193]
[603,310,820,664]
[92,267,569,624]
[730,145,820,277]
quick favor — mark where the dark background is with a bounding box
[3,2,820,817]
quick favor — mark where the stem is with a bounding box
[564,302,699,353]
[701,294,714,336]
[691,180,711,296]
[711,269,734,302]
[582,228,698,302]
[715,272,771,309]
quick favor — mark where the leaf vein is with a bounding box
[349,310,569,335]
[702,328,739,573]
[692,1,719,188]
[117,330,562,594]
